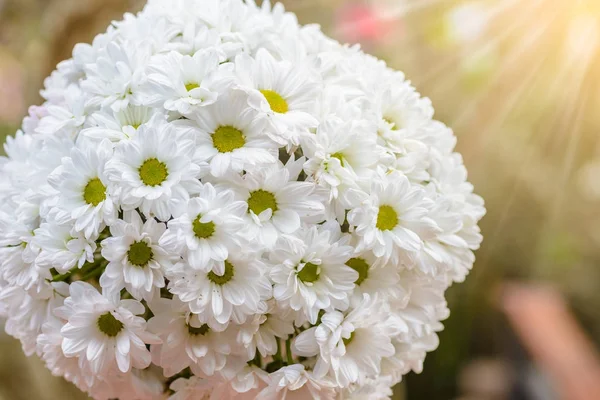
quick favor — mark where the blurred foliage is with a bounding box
[1,0,600,399]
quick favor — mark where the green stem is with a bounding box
[51,271,74,282]
[285,336,294,365]
[79,262,107,281]
[253,352,263,368]
[51,261,96,282]
[274,338,283,362]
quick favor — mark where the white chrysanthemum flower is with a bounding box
[159,183,246,270]
[1,282,68,355]
[345,250,406,305]
[148,297,236,377]
[294,295,395,387]
[168,372,267,400]
[83,105,160,143]
[37,318,97,393]
[163,23,226,57]
[167,251,272,330]
[348,172,440,266]
[100,211,172,301]
[48,139,117,239]
[23,105,49,135]
[0,1,484,397]
[55,282,161,377]
[82,40,151,111]
[236,300,295,359]
[106,122,202,221]
[257,364,337,400]
[235,49,320,145]
[229,160,325,248]
[270,224,358,324]
[35,85,88,137]
[192,89,278,176]
[34,220,97,274]
[168,376,215,400]
[302,116,380,193]
[340,376,395,400]
[87,366,167,400]
[374,80,434,153]
[0,212,46,291]
[141,49,234,116]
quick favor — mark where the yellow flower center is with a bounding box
[193,215,215,239]
[297,262,320,283]
[346,258,369,285]
[247,190,278,215]
[127,241,153,267]
[207,261,235,285]
[384,117,400,131]
[376,205,398,231]
[343,331,356,347]
[97,312,124,337]
[139,158,168,187]
[185,83,200,92]
[260,89,289,114]
[212,126,245,153]
[83,178,106,206]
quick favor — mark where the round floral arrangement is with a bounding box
[0,0,485,399]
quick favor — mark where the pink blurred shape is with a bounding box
[335,2,398,45]
[501,283,600,400]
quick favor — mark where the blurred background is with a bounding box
[2,0,600,399]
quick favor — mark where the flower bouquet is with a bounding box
[0,0,485,398]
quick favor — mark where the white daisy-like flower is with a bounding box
[106,122,202,221]
[88,366,167,400]
[148,297,236,377]
[340,376,395,400]
[1,281,68,355]
[37,318,97,393]
[294,295,396,388]
[302,116,380,194]
[141,49,234,116]
[345,250,406,305]
[0,210,45,291]
[159,183,246,270]
[167,251,272,330]
[35,85,88,137]
[348,171,440,266]
[270,223,358,324]
[168,375,216,400]
[168,365,267,400]
[48,139,117,239]
[82,105,161,143]
[0,256,48,294]
[54,282,161,377]
[22,105,49,135]
[99,210,172,301]
[256,364,337,400]
[164,22,228,57]
[192,89,278,177]
[34,220,96,274]
[373,78,434,153]
[229,159,325,248]
[81,40,151,111]
[236,300,296,359]
[235,49,320,145]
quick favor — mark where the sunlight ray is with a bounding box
[445,11,556,129]
[413,0,545,87]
